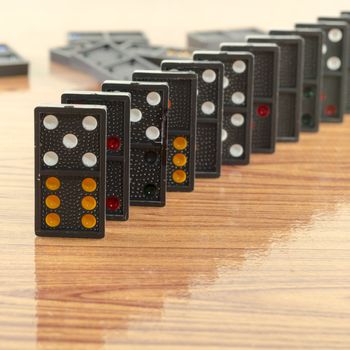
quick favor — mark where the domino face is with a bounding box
[187,28,264,50]
[319,16,350,113]
[161,59,224,178]
[219,43,279,153]
[61,92,130,221]
[296,22,349,122]
[133,70,197,191]
[247,35,304,142]
[193,51,254,163]
[102,80,168,206]
[69,41,158,81]
[34,104,107,238]
[0,44,28,77]
[270,29,323,132]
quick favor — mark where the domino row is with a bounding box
[35,13,350,238]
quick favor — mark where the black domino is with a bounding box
[319,16,350,113]
[61,91,130,221]
[219,43,279,153]
[193,50,254,163]
[247,35,304,142]
[0,44,28,77]
[270,29,324,132]
[161,59,224,178]
[102,80,168,206]
[34,104,107,238]
[133,70,197,191]
[296,21,349,122]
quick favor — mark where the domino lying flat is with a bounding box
[69,41,158,81]
[124,45,192,66]
[0,44,29,77]
[187,28,265,50]
[50,32,191,81]
[68,31,149,46]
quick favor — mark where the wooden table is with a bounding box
[0,58,350,350]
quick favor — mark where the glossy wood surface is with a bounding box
[0,58,350,349]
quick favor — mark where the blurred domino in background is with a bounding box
[0,44,28,77]
[68,31,150,46]
[69,41,158,81]
[187,28,265,50]
[318,16,350,113]
[296,21,349,123]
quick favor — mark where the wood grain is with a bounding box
[0,58,350,349]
